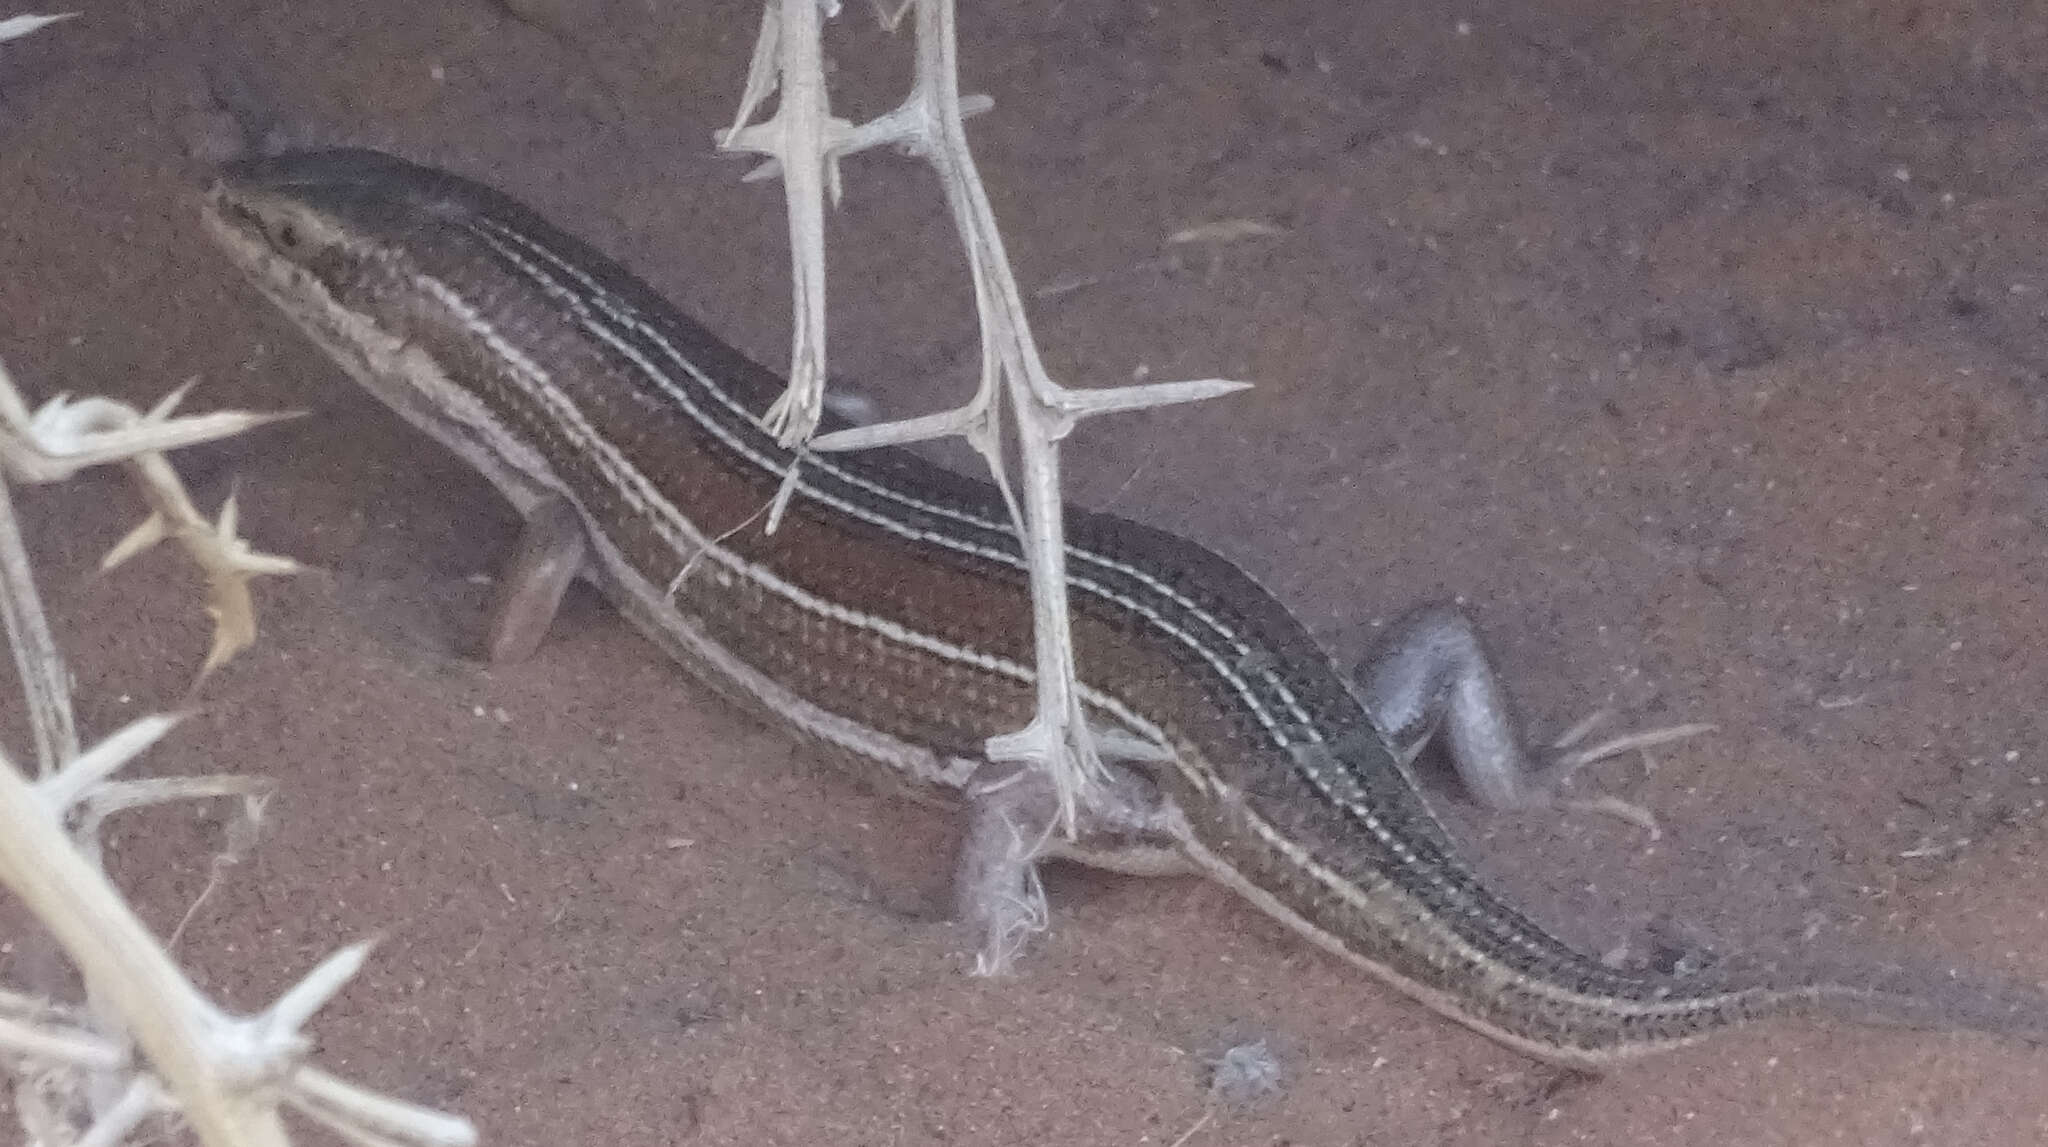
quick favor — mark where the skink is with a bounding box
[201,148,2048,1067]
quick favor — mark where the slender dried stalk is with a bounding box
[0,475,75,777]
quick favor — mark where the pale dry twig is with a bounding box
[718,0,1248,840]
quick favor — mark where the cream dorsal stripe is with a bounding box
[452,188,1770,1004]
[202,147,2048,1067]
[460,214,1324,748]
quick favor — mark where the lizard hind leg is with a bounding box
[480,494,589,664]
[1353,604,1709,835]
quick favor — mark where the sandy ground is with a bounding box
[4,0,2048,1143]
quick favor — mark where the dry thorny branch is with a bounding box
[717,0,1248,911]
[0,13,463,1144]
[0,357,477,1147]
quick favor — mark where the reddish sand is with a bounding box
[4,1,2048,1143]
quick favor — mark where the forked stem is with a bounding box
[720,0,1248,836]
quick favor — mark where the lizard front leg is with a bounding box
[479,495,588,664]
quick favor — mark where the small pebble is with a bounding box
[1208,1039,1283,1108]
